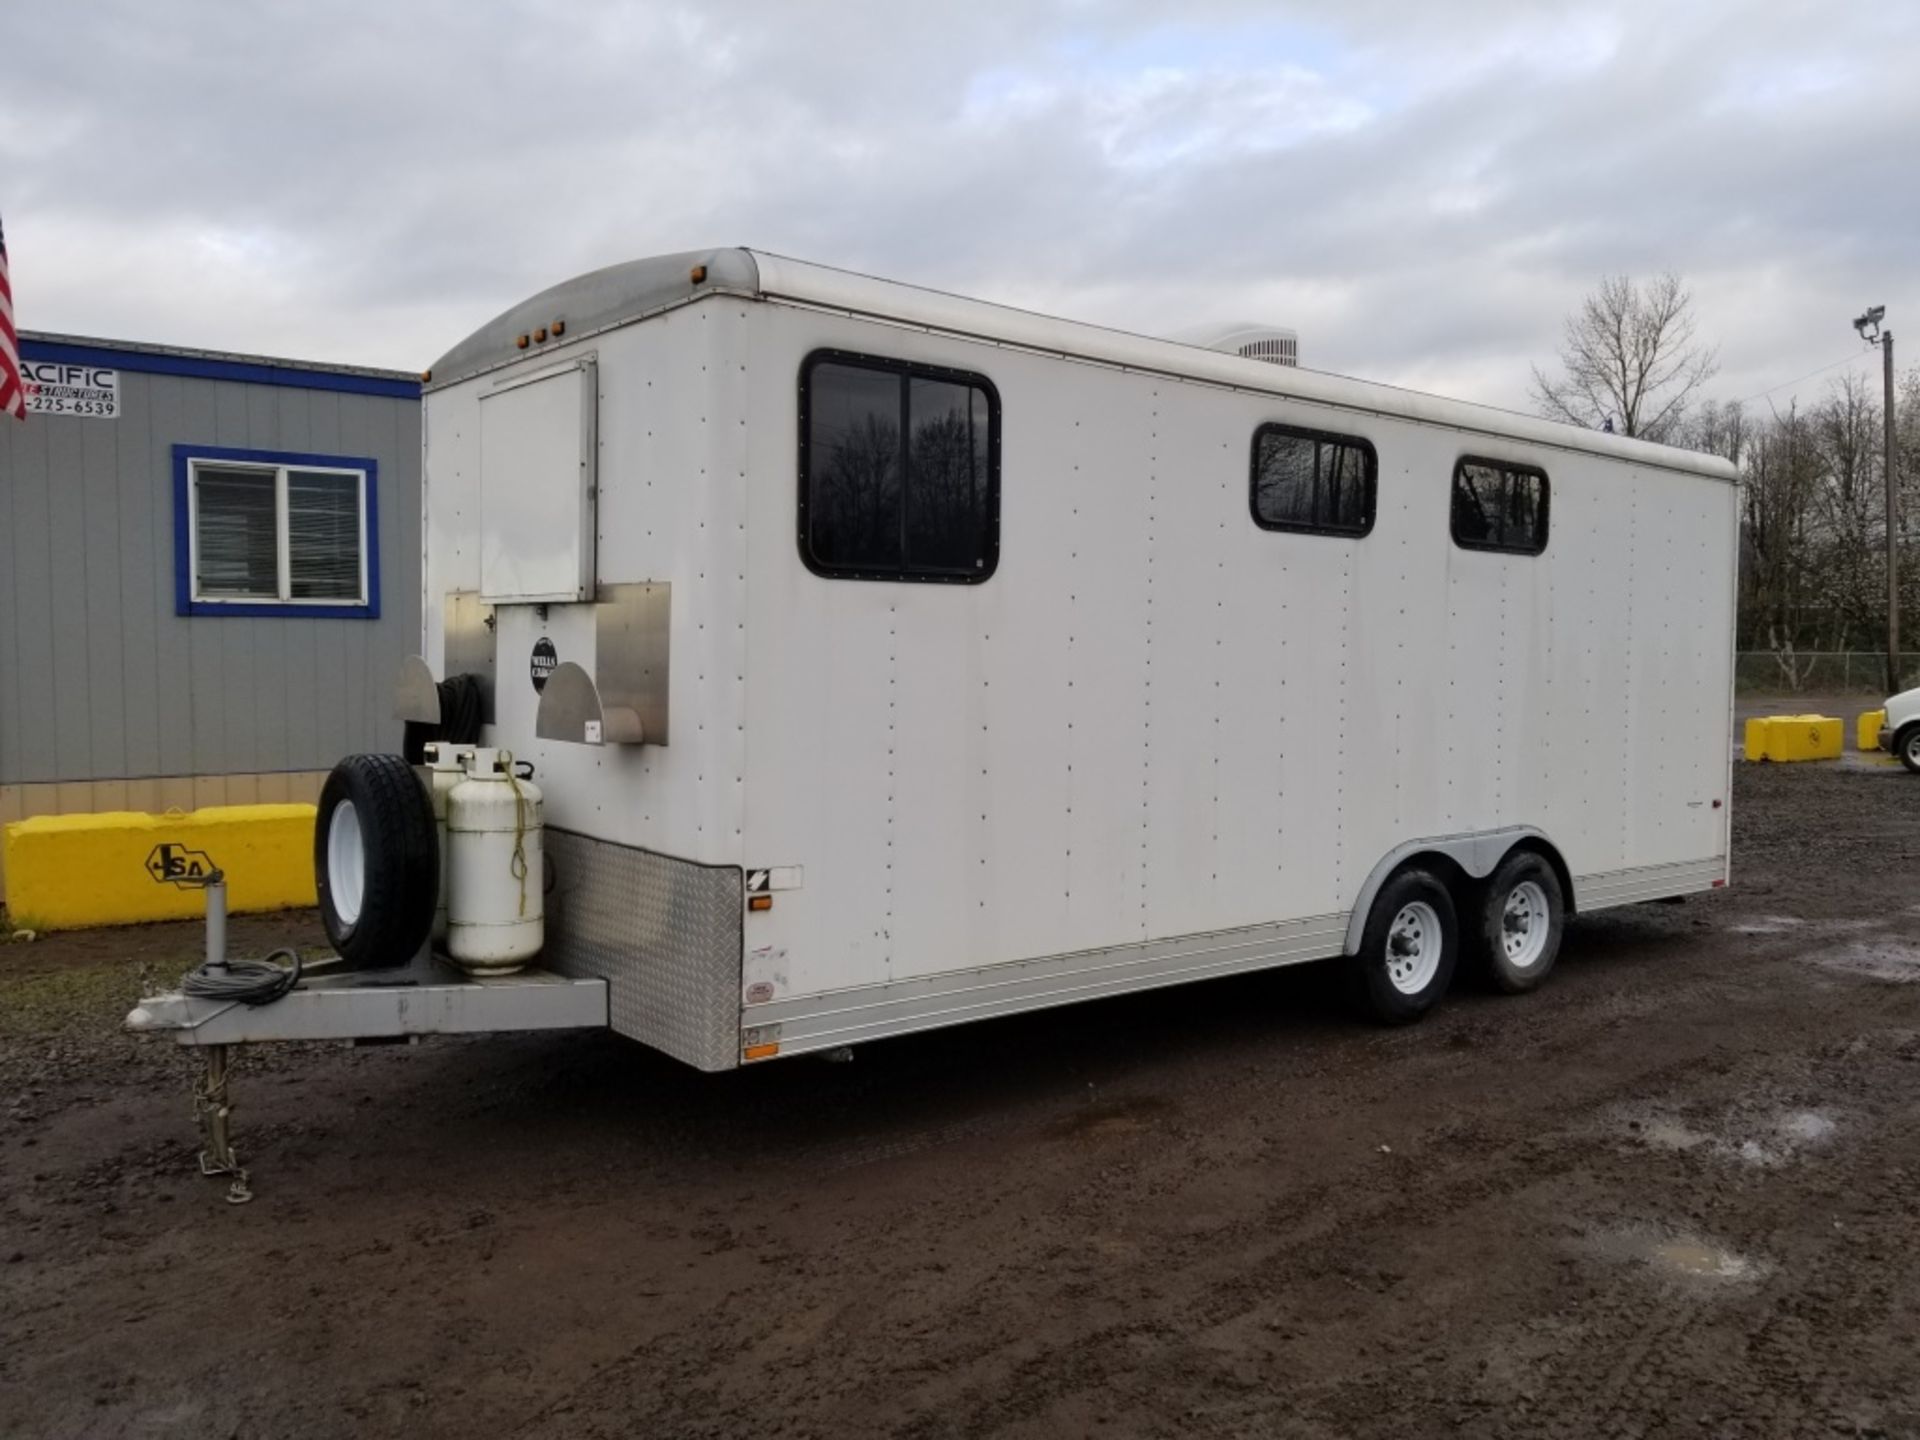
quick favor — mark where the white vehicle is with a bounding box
[1880,687,1920,771]
[134,248,1739,1100]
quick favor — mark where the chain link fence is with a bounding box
[1735,651,1920,694]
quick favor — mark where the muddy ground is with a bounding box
[5,759,1920,1438]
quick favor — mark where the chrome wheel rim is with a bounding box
[1385,900,1443,995]
[1501,880,1551,970]
[327,800,365,926]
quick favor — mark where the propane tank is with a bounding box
[417,742,474,946]
[445,748,544,975]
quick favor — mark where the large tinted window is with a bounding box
[1250,423,1377,535]
[1451,458,1549,555]
[800,352,999,581]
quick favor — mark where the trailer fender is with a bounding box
[1343,828,1573,956]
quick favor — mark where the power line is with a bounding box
[1735,347,1874,406]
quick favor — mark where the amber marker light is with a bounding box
[551,319,566,336]
[748,894,773,912]
[690,264,708,284]
[516,334,530,349]
[744,1043,780,1060]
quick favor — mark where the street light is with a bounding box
[1853,305,1899,693]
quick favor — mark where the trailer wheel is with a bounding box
[1353,867,1458,1024]
[1898,724,1920,774]
[1470,851,1565,994]
[315,754,437,970]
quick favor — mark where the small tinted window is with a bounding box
[1451,458,1549,554]
[1251,423,1376,536]
[801,353,999,581]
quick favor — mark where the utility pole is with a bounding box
[1885,327,1899,693]
[1853,305,1900,693]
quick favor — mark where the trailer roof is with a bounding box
[430,247,1737,483]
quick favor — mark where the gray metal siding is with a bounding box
[0,368,421,786]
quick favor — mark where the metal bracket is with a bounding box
[533,582,670,747]
[395,654,441,723]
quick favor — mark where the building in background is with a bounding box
[0,333,420,899]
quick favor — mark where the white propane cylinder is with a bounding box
[418,742,474,945]
[445,748,544,975]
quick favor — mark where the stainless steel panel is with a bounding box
[443,590,498,723]
[595,581,671,746]
[749,913,1348,1057]
[543,828,743,1070]
[1573,858,1725,911]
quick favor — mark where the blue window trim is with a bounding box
[173,444,382,619]
[21,337,419,400]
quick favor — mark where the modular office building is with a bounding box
[0,333,420,899]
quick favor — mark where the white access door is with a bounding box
[477,356,598,603]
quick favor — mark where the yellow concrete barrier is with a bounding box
[1743,715,1843,763]
[2,804,315,930]
[1858,709,1887,751]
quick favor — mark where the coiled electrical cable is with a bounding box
[182,948,304,1006]
[402,673,486,764]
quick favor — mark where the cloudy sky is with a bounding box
[5,1,1915,413]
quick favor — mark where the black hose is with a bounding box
[182,947,304,1006]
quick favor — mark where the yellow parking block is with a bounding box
[1743,715,1843,763]
[2,804,315,930]
[1858,709,1887,751]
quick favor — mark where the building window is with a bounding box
[1250,423,1377,536]
[798,350,1000,582]
[1451,457,1549,555]
[173,446,381,617]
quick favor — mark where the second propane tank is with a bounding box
[418,741,474,945]
[445,748,544,975]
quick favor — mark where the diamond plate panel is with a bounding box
[543,828,743,1070]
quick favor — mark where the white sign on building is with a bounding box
[23,360,119,419]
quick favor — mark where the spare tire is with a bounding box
[315,754,437,970]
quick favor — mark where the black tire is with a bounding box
[1897,724,1920,774]
[1352,867,1458,1025]
[315,754,437,970]
[1469,851,1565,995]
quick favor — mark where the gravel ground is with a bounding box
[4,758,1920,1438]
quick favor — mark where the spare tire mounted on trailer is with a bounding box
[315,754,438,970]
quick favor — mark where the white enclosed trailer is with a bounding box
[133,245,1739,1111]
[376,246,1736,1070]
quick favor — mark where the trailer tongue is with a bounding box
[125,874,605,1203]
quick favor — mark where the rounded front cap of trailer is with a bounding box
[427,248,762,389]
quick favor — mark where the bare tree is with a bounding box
[1530,273,1719,442]
[1684,396,1749,465]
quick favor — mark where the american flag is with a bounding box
[0,213,22,421]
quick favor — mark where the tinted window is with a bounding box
[1251,423,1376,536]
[801,354,999,581]
[1451,458,1549,554]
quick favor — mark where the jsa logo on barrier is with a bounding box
[146,843,216,887]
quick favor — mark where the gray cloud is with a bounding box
[4,0,1914,413]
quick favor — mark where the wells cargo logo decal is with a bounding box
[146,843,217,887]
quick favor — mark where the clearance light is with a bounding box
[744,1042,779,1061]
[551,319,566,336]
[748,894,773,912]
[534,326,548,343]
[419,369,431,382]
[515,334,530,350]
[690,264,708,284]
